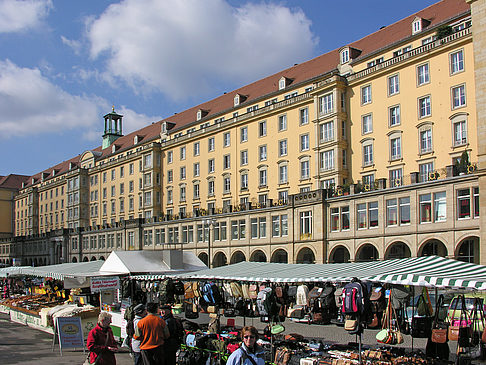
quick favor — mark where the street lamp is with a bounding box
[203,218,216,268]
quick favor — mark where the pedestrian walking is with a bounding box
[134,302,169,365]
[226,326,266,365]
[132,303,147,365]
[87,311,118,365]
[160,305,184,365]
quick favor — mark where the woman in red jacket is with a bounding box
[87,312,118,365]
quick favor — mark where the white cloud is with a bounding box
[87,0,318,100]
[61,35,82,55]
[0,0,52,33]
[0,59,158,140]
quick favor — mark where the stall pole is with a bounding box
[411,286,415,352]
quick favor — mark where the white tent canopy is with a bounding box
[177,256,486,291]
[19,260,111,280]
[100,250,207,276]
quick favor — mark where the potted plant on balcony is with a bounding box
[437,25,453,40]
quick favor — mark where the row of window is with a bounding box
[330,187,479,232]
[360,50,464,106]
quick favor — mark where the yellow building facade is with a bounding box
[1,0,483,267]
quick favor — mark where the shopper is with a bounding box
[226,326,266,365]
[87,311,118,365]
[134,302,169,365]
[132,303,147,365]
[160,305,184,365]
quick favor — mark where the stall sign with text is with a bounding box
[56,317,84,349]
[90,276,120,293]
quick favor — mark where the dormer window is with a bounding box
[196,109,208,121]
[111,145,117,153]
[134,135,139,144]
[234,93,247,107]
[340,48,350,64]
[412,17,430,35]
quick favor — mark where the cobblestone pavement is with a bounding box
[0,312,472,364]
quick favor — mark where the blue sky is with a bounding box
[0,0,439,176]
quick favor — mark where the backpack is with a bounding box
[342,282,365,314]
[159,278,175,304]
[296,285,309,306]
[201,281,223,305]
[256,287,279,318]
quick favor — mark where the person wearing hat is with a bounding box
[160,305,184,365]
[132,304,147,365]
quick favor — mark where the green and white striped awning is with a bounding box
[176,256,486,290]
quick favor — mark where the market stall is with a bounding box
[99,249,207,339]
[172,256,486,364]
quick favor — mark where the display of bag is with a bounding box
[448,294,472,348]
[184,301,199,319]
[411,289,433,338]
[287,305,305,319]
[376,291,403,345]
[344,319,358,331]
[275,347,292,365]
[431,294,449,344]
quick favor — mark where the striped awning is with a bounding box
[175,256,486,290]
[19,261,107,280]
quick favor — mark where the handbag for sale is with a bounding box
[448,295,472,347]
[411,291,433,338]
[344,319,358,331]
[287,305,305,319]
[431,294,449,344]
[376,291,402,346]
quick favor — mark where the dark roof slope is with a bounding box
[0,174,30,190]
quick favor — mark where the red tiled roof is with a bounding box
[22,0,470,187]
[0,174,30,190]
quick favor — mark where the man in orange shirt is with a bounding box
[134,302,169,365]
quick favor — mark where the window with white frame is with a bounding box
[193,142,200,156]
[208,180,215,196]
[241,127,248,143]
[241,150,248,166]
[278,114,287,131]
[321,178,334,189]
[279,164,288,184]
[419,162,434,182]
[193,162,200,177]
[241,172,248,190]
[167,170,173,183]
[417,63,429,85]
[259,120,267,137]
[361,85,372,105]
[259,169,267,187]
[413,19,422,34]
[278,190,289,202]
[342,149,347,168]
[340,48,349,64]
[300,160,310,179]
[279,139,287,157]
[193,183,200,199]
[419,193,432,223]
[279,78,286,90]
[300,134,310,151]
[320,121,334,142]
[363,143,373,166]
[300,211,312,236]
[388,74,399,95]
[223,132,231,147]
[418,96,431,118]
[167,151,173,164]
[300,108,309,125]
[223,154,231,169]
[180,146,186,160]
[223,176,231,193]
[180,166,186,180]
[320,150,334,171]
[180,186,186,202]
[362,114,373,134]
[452,85,466,108]
[434,192,447,222]
[259,145,267,161]
[167,189,173,204]
[208,137,215,152]
[390,136,402,160]
[342,206,350,230]
[457,188,471,219]
[319,93,333,114]
[389,168,403,186]
[450,50,464,74]
[208,159,215,173]
[389,106,400,127]
[453,120,467,146]
[420,128,433,153]
[330,207,339,231]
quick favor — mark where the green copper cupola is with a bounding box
[102,106,123,149]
